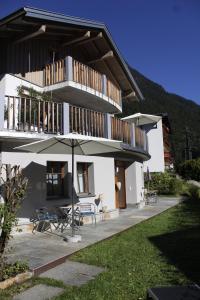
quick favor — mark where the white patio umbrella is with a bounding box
[122,113,161,126]
[15,133,122,237]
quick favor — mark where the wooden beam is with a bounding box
[88,50,113,65]
[123,91,136,99]
[61,31,90,47]
[13,25,46,44]
[75,32,103,47]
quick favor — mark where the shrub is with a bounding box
[146,172,185,195]
[1,261,28,281]
[178,158,200,181]
[187,184,200,201]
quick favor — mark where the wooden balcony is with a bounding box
[135,126,148,150]
[43,57,122,113]
[111,118,131,145]
[111,117,148,151]
[4,96,63,134]
[69,105,105,138]
[3,96,148,154]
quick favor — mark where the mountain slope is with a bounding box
[123,67,200,164]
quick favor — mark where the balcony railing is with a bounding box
[3,96,148,153]
[44,57,121,106]
[135,126,148,151]
[44,59,65,86]
[111,117,131,145]
[107,80,121,105]
[4,96,63,134]
[69,105,105,138]
[73,60,103,93]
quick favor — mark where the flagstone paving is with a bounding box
[40,261,104,286]
[13,284,64,300]
[10,197,181,300]
[8,197,181,272]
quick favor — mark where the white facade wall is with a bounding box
[1,150,115,222]
[0,74,149,222]
[144,119,165,173]
[2,74,43,96]
[125,161,145,208]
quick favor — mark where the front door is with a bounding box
[115,161,126,209]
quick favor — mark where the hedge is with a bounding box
[178,158,200,181]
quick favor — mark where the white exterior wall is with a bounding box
[1,150,115,222]
[144,119,165,173]
[0,74,148,221]
[125,161,145,208]
[1,74,43,97]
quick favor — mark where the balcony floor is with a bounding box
[43,80,122,113]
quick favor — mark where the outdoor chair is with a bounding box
[31,207,59,233]
[145,190,158,205]
[77,202,96,226]
[55,206,73,233]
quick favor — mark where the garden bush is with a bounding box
[146,172,185,195]
[178,158,200,181]
[187,184,200,201]
[1,261,28,281]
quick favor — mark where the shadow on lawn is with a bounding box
[149,198,200,284]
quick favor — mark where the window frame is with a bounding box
[46,161,67,200]
[77,162,94,196]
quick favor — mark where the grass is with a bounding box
[1,198,200,300]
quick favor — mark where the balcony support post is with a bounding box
[0,93,5,130]
[131,123,136,147]
[144,132,148,152]
[104,113,111,139]
[63,102,70,135]
[65,56,73,81]
[102,74,107,96]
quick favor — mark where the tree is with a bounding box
[0,165,28,256]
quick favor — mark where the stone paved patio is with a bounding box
[40,261,104,286]
[13,284,64,300]
[8,197,180,272]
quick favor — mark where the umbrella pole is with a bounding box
[71,140,75,237]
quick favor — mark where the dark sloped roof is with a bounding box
[0,6,144,100]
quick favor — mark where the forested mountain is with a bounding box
[123,67,200,164]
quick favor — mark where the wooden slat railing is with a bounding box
[135,126,146,150]
[111,117,131,145]
[69,105,105,138]
[107,80,121,105]
[4,96,63,134]
[44,58,65,86]
[73,59,103,93]
[44,57,122,106]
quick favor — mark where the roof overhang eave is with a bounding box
[0,6,144,100]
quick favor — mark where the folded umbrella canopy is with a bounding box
[15,133,122,236]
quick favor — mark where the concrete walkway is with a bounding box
[13,261,104,300]
[8,197,180,273]
[13,284,64,300]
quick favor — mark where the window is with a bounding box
[46,161,67,199]
[77,162,94,195]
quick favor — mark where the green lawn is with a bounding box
[1,199,200,300]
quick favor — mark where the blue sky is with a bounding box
[1,0,200,104]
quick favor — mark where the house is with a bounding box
[122,113,165,173]
[159,113,173,169]
[122,112,174,174]
[0,7,151,228]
